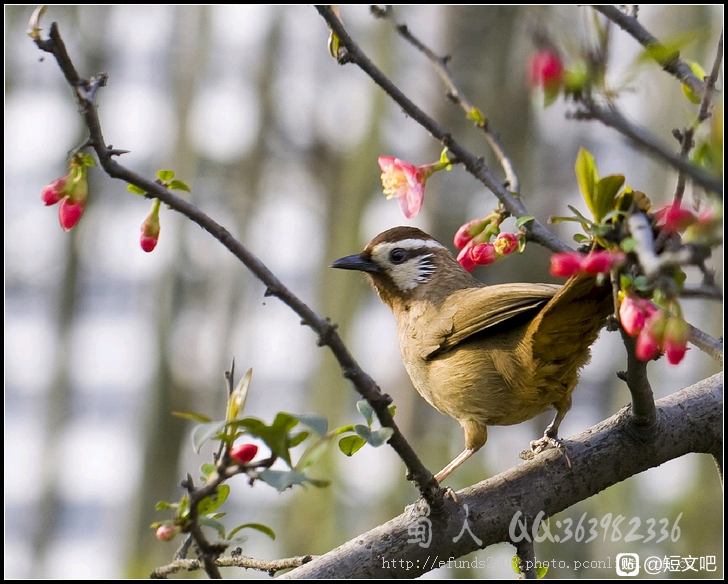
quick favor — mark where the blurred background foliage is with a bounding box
[4,5,722,579]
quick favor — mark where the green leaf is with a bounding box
[682,61,706,104]
[226,367,253,422]
[575,148,599,218]
[288,431,310,448]
[200,463,216,478]
[353,424,371,440]
[573,233,591,243]
[356,400,375,426]
[567,205,595,226]
[367,427,394,447]
[512,555,521,574]
[228,522,276,541]
[388,405,396,418]
[258,469,310,492]
[157,169,175,181]
[338,435,366,456]
[514,216,535,229]
[168,179,191,192]
[191,421,226,454]
[593,174,625,223]
[633,276,651,291]
[177,495,190,521]
[232,413,298,466]
[127,184,147,195]
[543,84,560,107]
[292,413,328,436]
[295,434,336,471]
[155,500,178,511]
[173,410,212,424]
[198,484,230,515]
[82,154,96,167]
[198,516,226,538]
[536,564,549,578]
[620,237,638,252]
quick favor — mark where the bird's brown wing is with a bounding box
[525,275,613,367]
[421,283,561,359]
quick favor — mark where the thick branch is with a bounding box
[317,5,569,253]
[282,373,723,578]
[151,553,314,579]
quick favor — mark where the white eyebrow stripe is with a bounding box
[371,239,446,254]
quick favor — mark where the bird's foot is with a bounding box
[521,436,572,468]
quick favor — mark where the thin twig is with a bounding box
[317,6,568,253]
[371,6,520,193]
[570,98,722,196]
[591,5,705,98]
[151,553,314,579]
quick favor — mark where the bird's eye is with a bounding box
[389,248,407,264]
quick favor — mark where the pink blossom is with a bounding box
[453,218,489,249]
[655,202,698,234]
[41,176,69,206]
[635,312,666,362]
[156,525,180,542]
[378,156,439,219]
[663,316,689,365]
[580,250,625,274]
[140,202,161,253]
[619,295,645,337]
[469,243,496,266]
[493,232,518,256]
[456,243,477,272]
[528,50,564,90]
[58,197,85,232]
[549,252,583,278]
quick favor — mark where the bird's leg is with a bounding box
[434,448,476,483]
[434,421,487,483]
[530,400,572,467]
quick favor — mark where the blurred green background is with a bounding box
[5,5,722,579]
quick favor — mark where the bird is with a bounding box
[332,226,613,483]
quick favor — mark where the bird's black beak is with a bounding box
[331,253,382,274]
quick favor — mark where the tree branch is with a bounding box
[33,21,441,506]
[282,373,723,578]
[151,552,314,579]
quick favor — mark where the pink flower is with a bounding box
[378,156,439,219]
[140,201,161,253]
[528,50,564,90]
[655,202,698,234]
[549,252,584,278]
[580,250,625,275]
[41,176,69,206]
[230,443,258,465]
[156,525,180,542]
[493,232,518,256]
[453,218,490,249]
[663,316,689,365]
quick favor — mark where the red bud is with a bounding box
[230,443,258,465]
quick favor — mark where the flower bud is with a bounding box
[41,176,69,206]
[663,316,689,365]
[580,250,624,275]
[230,443,258,465]
[456,244,477,272]
[635,311,666,362]
[655,202,697,234]
[619,295,645,337]
[453,218,490,249]
[528,49,564,90]
[469,243,496,266]
[140,202,161,253]
[549,252,583,278]
[58,197,85,232]
[156,525,180,542]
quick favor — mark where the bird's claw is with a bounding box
[527,436,572,468]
